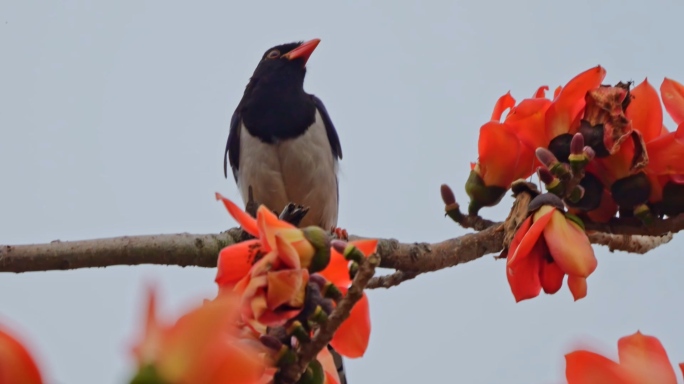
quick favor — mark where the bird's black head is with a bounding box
[248,39,321,91]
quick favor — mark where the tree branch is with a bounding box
[1,212,683,276]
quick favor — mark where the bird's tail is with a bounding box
[328,345,348,384]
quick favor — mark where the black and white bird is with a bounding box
[223,38,342,230]
[223,39,347,383]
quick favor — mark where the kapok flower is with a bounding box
[214,193,330,327]
[0,325,44,384]
[129,286,271,384]
[506,193,597,302]
[319,239,377,358]
[565,331,683,384]
[466,91,551,214]
[589,79,684,216]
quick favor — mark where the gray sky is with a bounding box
[2,1,684,383]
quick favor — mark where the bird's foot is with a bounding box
[330,226,348,240]
[279,203,310,227]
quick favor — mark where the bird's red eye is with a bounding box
[266,50,280,59]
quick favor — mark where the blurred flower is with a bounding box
[565,331,682,384]
[0,324,44,384]
[319,239,377,358]
[129,286,271,384]
[215,193,330,327]
[506,194,597,302]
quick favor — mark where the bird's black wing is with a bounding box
[311,95,343,160]
[224,110,241,181]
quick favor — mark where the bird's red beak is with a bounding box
[282,39,321,65]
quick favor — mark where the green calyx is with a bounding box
[129,365,169,384]
[465,170,507,215]
[302,226,331,273]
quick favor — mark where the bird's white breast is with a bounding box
[237,110,339,229]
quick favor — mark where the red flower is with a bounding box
[506,196,597,302]
[130,286,271,384]
[0,325,44,384]
[467,66,605,214]
[319,239,377,358]
[565,331,682,384]
[215,193,329,327]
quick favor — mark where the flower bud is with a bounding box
[634,204,655,225]
[308,305,329,327]
[661,181,684,217]
[564,172,604,211]
[287,320,311,343]
[298,359,325,384]
[611,172,651,209]
[538,167,564,196]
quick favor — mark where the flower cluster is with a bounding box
[467,67,684,302]
[211,193,376,384]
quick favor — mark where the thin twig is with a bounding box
[367,270,420,289]
[277,253,380,384]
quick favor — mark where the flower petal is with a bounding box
[491,92,516,121]
[661,77,684,125]
[565,350,629,384]
[505,97,552,151]
[507,207,554,267]
[319,250,351,287]
[477,122,523,187]
[0,327,44,384]
[506,234,543,302]
[539,259,564,294]
[544,211,597,277]
[158,293,243,382]
[215,240,263,287]
[567,275,588,301]
[617,331,678,384]
[257,206,295,251]
[646,123,684,176]
[546,65,606,138]
[330,291,371,358]
[627,79,663,143]
[533,85,549,98]
[215,193,259,236]
[266,269,309,310]
[274,232,302,269]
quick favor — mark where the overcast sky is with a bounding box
[2,1,684,383]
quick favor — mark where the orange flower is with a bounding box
[319,239,377,358]
[130,286,271,384]
[215,193,330,327]
[467,66,605,214]
[506,195,597,302]
[565,331,682,384]
[546,65,607,140]
[0,325,44,384]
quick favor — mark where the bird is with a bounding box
[223,39,347,383]
[224,38,342,231]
